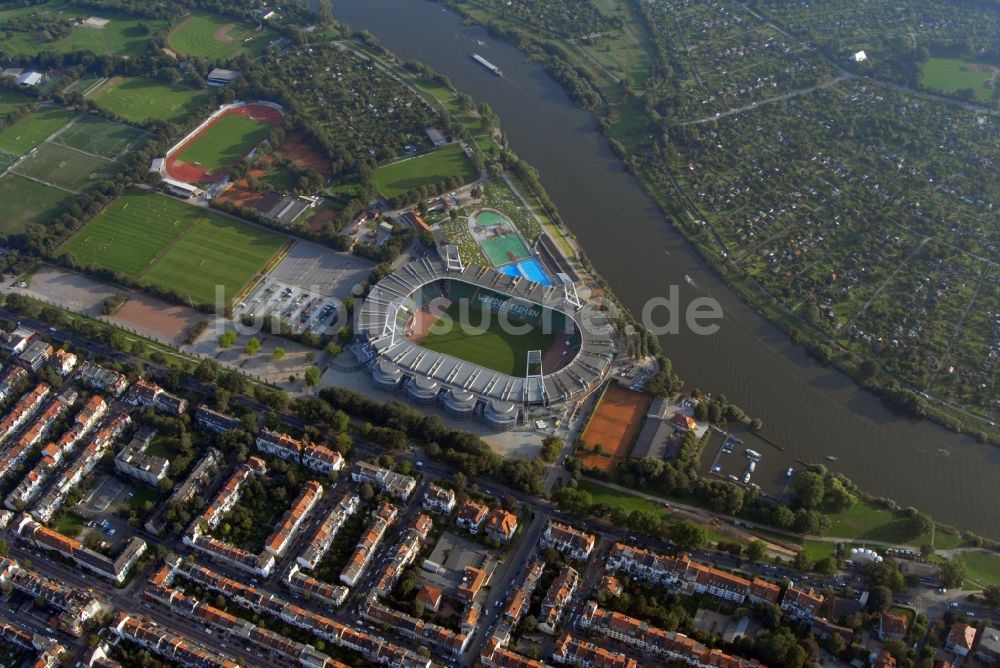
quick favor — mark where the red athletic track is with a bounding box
[165,104,283,184]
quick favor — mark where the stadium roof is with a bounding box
[358,258,614,407]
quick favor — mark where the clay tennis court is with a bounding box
[579,384,652,472]
[165,103,282,183]
[276,131,333,179]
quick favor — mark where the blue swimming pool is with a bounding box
[499,258,553,285]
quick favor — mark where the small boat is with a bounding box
[684,274,694,285]
[786,467,794,477]
[745,449,761,460]
[748,461,757,473]
[826,455,839,462]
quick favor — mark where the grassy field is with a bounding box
[61,76,104,97]
[0,89,32,117]
[374,144,478,198]
[957,551,1000,589]
[58,191,285,306]
[0,107,75,155]
[0,2,166,57]
[177,113,273,173]
[820,499,931,545]
[417,301,555,376]
[54,511,85,538]
[12,142,119,192]
[167,13,276,59]
[93,77,211,124]
[0,174,76,234]
[52,115,145,159]
[922,57,997,102]
[577,481,732,545]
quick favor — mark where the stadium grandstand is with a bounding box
[357,258,615,428]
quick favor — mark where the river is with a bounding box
[331,0,1000,538]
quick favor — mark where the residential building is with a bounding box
[422,484,456,514]
[301,442,345,474]
[112,614,239,668]
[458,565,488,603]
[748,577,782,605]
[552,634,637,668]
[15,515,146,584]
[0,556,102,636]
[976,627,1000,664]
[78,362,129,396]
[599,575,623,598]
[878,611,909,642]
[124,379,187,415]
[264,481,322,557]
[0,325,33,354]
[781,587,824,621]
[17,338,52,372]
[352,461,415,499]
[873,650,896,668]
[417,585,443,612]
[115,426,170,485]
[195,406,242,433]
[340,502,398,587]
[541,520,595,558]
[946,622,976,656]
[298,490,359,569]
[285,565,349,609]
[480,636,546,668]
[538,567,579,634]
[485,508,518,543]
[456,499,488,533]
[146,448,221,535]
[50,349,77,376]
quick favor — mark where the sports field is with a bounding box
[416,301,556,376]
[0,174,75,234]
[0,2,166,57]
[51,115,145,159]
[58,191,286,306]
[12,142,120,192]
[374,144,478,198]
[922,57,998,102]
[0,108,76,155]
[167,13,276,59]
[579,385,652,472]
[176,113,274,173]
[92,77,211,124]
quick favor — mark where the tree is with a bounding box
[272,347,286,361]
[868,585,893,612]
[359,482,375,500]
[540,436,562,463]
[745,539,767,562]
[305,366,322,387]
[667,520,705,549]
[813,556,838,576]
[793,471,825,509]
[218,330,237,348]
[939,559,966,589]
[0,538,7,557]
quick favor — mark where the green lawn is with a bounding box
[54,511,85,538]
[93,77,211,124]
[374,144,478,198]
[820,499,930,545]
[12,142,119,192]
[577,481,732,545]
[417,301,554,376]
[167,13,276,59]
[957,550,1000,589]
[0,89,32,117]
[922,57,997,102]
[0,174,76,235]
[0,2,166,57]
[0,107,75,155]
[58,191,286,306]
[177,113,274,173]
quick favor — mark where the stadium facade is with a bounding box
[357,258,615,429]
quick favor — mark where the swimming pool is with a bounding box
[499,258,553,285]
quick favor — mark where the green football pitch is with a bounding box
[416,302,555,376]
[167,13,276,60]
[58,191,286,306]
[177,114,273,173]
[92,77,211,124]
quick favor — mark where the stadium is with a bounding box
[358,253,616,429]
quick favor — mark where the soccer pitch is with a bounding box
[374,144,478,199]
[416,302,556,376]
[0,108,75,155]
[52,114,146,159]
[92,77,211,124]
[12,142,120,192]
[58,191,286,306]
[177,114,274,173]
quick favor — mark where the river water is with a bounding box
[331,0,1000,538]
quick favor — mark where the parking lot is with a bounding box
[266,239,372,298]
[238,278,343,336]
